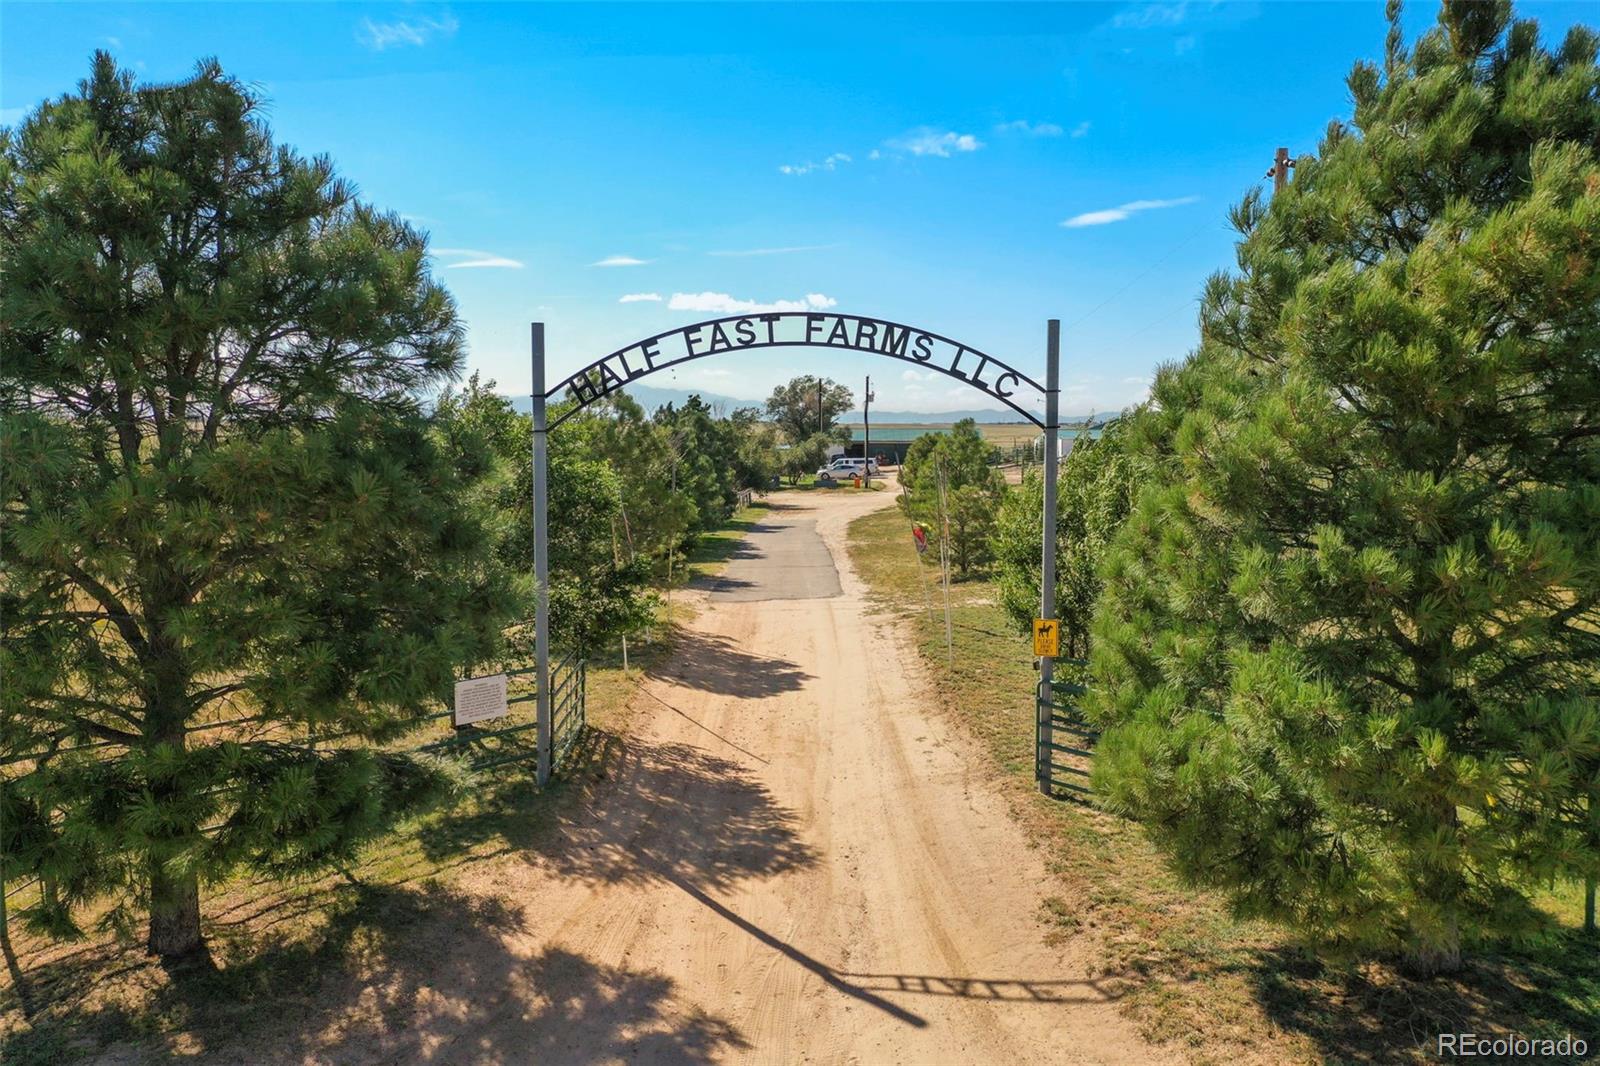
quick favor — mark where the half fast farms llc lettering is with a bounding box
[549,312,1047,428]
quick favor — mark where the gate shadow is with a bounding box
[532,737,1130,1032]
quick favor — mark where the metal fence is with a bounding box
[1,652,587,930]
[550,653,587,767]
[413,651,585,773]
[1037,663,1097,802]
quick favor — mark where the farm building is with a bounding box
[843,426,949,465]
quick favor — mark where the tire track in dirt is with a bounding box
[237,485,1175,1065]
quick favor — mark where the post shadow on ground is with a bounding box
[631,682,771,765]
[1,652,1133,1062]
[3,621,824,1062]
[531,737,1127,1031]
[646,630,813,699]
[533,735,909,1029]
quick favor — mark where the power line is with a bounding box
[1064,220,1211,332]
[1125,298,1197,342]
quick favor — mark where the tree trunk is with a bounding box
[142,585,204,959]
[147,861,203,957]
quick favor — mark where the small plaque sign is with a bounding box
[1032,618,1061,658]
[454,673,509,727]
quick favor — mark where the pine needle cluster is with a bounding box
[1089,2,1600,972]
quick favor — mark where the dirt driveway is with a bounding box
[239,484,1167,1064]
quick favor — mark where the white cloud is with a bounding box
[431,247,523,269]
[778,152,852,176]
[1071,121,1092,138]
[1112,2,1189,29]
[708,244,838,257]
[619,293,663,303]
[1061,195,1199,228]
[888,128,983,158]
[868,149,882,160]
[667,292,837,314]
[358,11,459,50]
[1064,209,1132,228]
[996,120,1064,137]
[593,255,651,267]
[901,369,935,383]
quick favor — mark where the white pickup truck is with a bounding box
[815,457,881,482]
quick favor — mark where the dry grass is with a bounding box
[845,502,1600,1066]
[0,502,778,1065]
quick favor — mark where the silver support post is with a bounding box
[1038,319,1061,795]
[532,323,553,786]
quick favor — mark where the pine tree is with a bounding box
[0,56,522,956]
[586,393,697,566]
[653,396,742,533]
[900,420,1004,577]
[992,418,1144,657]
[1089,2,1600,973]
[433,375,657,653]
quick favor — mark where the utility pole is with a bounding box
[1266,146,1294,192]
[530,324,552,787]
[816,376,823,435]
[863,374,874,489]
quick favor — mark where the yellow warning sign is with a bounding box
[1033,618,1060,658]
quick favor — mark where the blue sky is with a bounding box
[4,1,1591,416]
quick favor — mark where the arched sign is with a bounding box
[547,312,1046,429]
[526,316,1062,802]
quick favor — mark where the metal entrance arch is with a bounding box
[527,314,1063,795]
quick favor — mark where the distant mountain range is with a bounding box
[505,383,1098,425]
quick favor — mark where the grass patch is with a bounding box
[0,648,659,1065]
[846,502,1600,1066]
[680,500,769,583]
[768,474,890,492]
[0,499,761,1063]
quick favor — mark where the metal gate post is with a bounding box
[532,323,553,786]
[1037,320,1061,795]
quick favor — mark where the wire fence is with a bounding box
[1,651,587,925]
